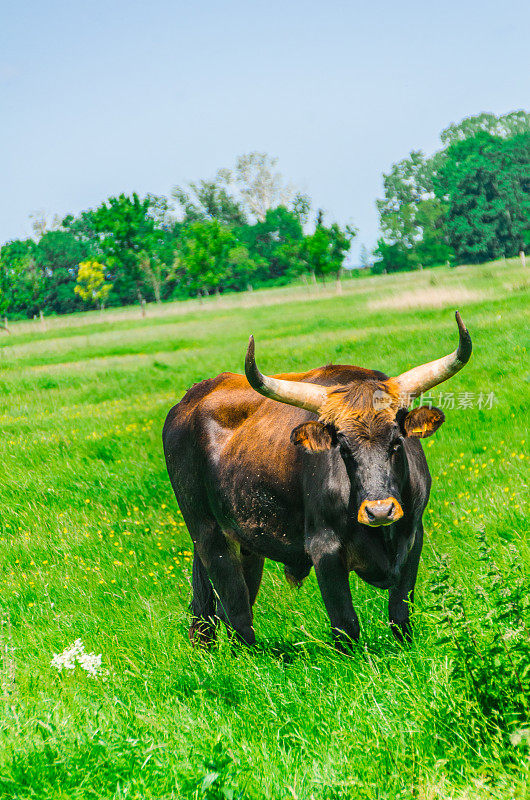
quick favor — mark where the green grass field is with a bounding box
[0,259,528,799]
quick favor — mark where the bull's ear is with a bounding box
[290,421,337,452]
[401,406,445,438]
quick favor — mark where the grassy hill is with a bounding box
[0,258,528,799]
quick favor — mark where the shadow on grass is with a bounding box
[250,634,406,663]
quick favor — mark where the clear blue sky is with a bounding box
[1,0,529,259]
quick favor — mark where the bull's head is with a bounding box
[245,312,472,528]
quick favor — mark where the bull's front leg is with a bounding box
[388,522,423,643]
[307,529,360,651]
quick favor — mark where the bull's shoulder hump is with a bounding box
[170,372,264,431]
[275,364,390,387]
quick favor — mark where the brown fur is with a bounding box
[403,406,445,438]
[291,421,334,451]
[319,377,401,442]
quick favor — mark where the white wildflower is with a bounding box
[76,651,103,677]
[51,639,107,678]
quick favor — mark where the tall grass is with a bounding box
[0,258,528,798]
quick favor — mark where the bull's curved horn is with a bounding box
[245,335,328,413]
[394,311,472,400]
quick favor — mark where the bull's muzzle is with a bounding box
[358,497,404,527]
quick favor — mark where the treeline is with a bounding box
[1,111,528,318]
[374,110,530,272]
[0,153,356,319]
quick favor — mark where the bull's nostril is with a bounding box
[366,506,375,521]
[387,502,395,517]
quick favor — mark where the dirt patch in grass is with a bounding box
[368,286,486,311]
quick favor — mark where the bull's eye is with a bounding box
[391,440,402,454]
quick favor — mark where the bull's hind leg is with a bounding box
[190,549,218,646]
[194,525,255,646]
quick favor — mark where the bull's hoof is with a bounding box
[226,626,256,648]
[332,624,360,652]
[390,619,413,644]
[189,620,216,648]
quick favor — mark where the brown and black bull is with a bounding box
[163,312,472,650]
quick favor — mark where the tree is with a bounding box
[414,197,452,267]
[303,213,357,282]
[375,150,451,272]
[62,209,100,247]
[292,192,311,226]
[0,156,319,315]
[138,252,174,304]
[173,172,247,225]
[359,244,371,270]
[177,220,240,294]
[35,229,91,314]
[241,206,305,282]
[0,239,43,318]
[90,193,179,305]
[234,152,294,221]
[440,110,530,147]
[29,211,62,240]
[74,260,112,308]
[328,222,357,275]
[224,244,264,291]
[435,131,530,263]
[374,111,529,273]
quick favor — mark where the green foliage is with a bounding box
[375,150,453,272]
[2,115,528,320]
[241,206,305,282]
[436,132,530,263]
[173,172,247,226]
[440,110,530,146]
[177,220,257,294]
[0,151,357,318]
[303,214,357,280]
[36,230,93,314]
[0,238,41,316]
[430,531,530,747]
[90,193,179,305]
[375,109,530,273]
[0,231,91,317]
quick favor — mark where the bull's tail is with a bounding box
[189,550,217,646]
